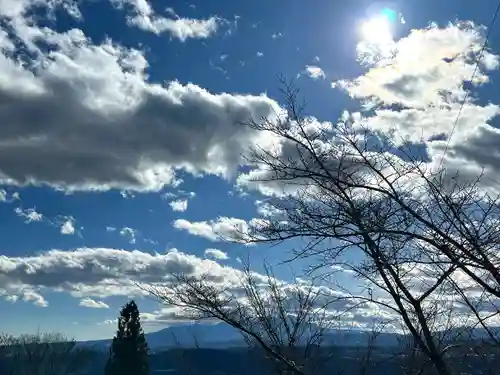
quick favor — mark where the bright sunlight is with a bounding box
[360,16,394,44]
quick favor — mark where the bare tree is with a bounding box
[233,78,500,375]
[148,79,500,375]
[148,262,339,375]
[0,332,94,375]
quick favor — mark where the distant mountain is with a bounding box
[80,321,500,352]
[146,322,245,349]
[79,322,404,351]
[79,322,245,351]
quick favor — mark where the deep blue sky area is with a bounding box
[1,0,500,340]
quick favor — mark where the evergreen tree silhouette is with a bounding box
[105,300,149,375]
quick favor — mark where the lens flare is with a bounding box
[381,8,398,23]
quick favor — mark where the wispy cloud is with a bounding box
[120,227,138,244]
[113,1,225,41]
[14,207,43,223]
[79,297,110,309]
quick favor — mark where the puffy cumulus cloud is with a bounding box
[336,22,498,109]
[204,248,229,260]
[60,217,76,235]
[0,189,6,202]
[237,22,500,198]
[0,7,279,193]
[0,248,245,303]
[173,216,253,243]
[79,297,110,309]
[169,199,188,212]
[236,118,339,197]
[350,103,500,146]
[111,0,225,41]
[427,121,500,190]
[332,21,500,187]
[0,0,80,21]
[0,245,391,324]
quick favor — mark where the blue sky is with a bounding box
[1,0,500,340]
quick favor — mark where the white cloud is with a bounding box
[332,21,500,187]
[120,227,138,244]
[335,22,497,109]
[111,0,224,41]
[140,306,194,325]
[0,189,20,203]
[238,22,500,198]
[0,247,249,302]
[79,297,110,309]
[204,248,229,260]
[0,246,407,326]
[173,216,252,243]
[0,11,280,192]
[106,226,117,232]
[22,289,48,307]
[255,200,284,218]
[120,190,136,199]
[169,199,188,212]
[99,319,117,325]
[60,218,75,235]
[14,207,43,223]
[256,52,264,57]
[0,0,80,20]
[5,295,18,303]
[236,117,336,197]
[304,65,325,80]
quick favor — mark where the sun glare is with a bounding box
[360,16,394,44]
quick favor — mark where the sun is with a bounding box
[360,16,393,44]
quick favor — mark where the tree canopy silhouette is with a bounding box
[105,300,149,375]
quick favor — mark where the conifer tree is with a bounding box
[105,300,149,375]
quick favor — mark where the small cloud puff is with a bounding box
[304,65,326,80]
[60,218,76,235]
[170,199,188,212]
[204,248,229,260]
